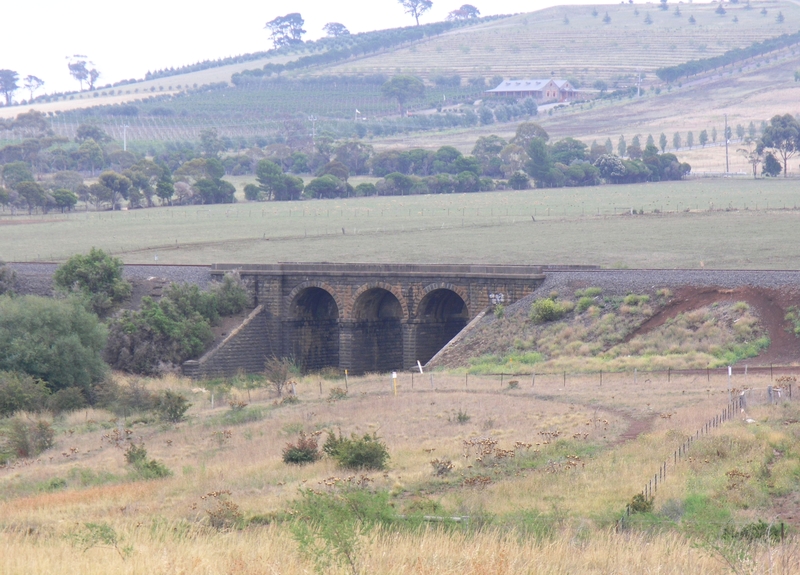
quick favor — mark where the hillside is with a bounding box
[319,0,800,83]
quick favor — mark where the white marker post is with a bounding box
[392,372,398,396]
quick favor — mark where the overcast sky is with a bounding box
[0,0,623,95]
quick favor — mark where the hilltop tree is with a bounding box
[0,69,19,106]
[688,15,696,24]
[447,4,480,20]
[659,133,667,153]
[323,22,350,37]
[715,3,726,15]
[23,75,44,101]
[512,122,549,148]
[673,132,681,150]
[381,76,425,115]
[711,127,717,143]
[644,13,653,24]
[617,135,627,157]
[399,0,433,25]
[776,11,785,23]
[660,0,668,10]
[699,129,708,147]
[265,13,306,48]
[602,12,611,23]
[68,58,99,91]
[687,131,694,149]
[757,113,800,177]
[628,135,642,159]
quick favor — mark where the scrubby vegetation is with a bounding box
[466,290,769,374]
[105,274,249,374]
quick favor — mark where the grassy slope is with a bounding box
[1,370,799,573]
[320,0,800,82]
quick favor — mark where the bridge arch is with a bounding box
[346,282,409,321]
[347,285,404,373]
[285,284,340,372]
[413,285,470,365]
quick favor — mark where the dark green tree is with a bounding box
[1,162,34,189]
[53,248,132,316]
[156,167,175,205]
[699,130,708,147]
[659,133,668,153]
[15,181,47,214]
[762,152,782,176]
[51,189,78,213]
[381,76,425,115]
[758,113,800,177]
[256,159,286,200]
[98,171,132,208]
[0,295,107,392]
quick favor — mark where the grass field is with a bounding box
[1,368,798,574]
[2,178,800,269]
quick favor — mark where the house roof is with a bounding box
[486,79,572,93]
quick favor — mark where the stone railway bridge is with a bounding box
[183,263,549,378]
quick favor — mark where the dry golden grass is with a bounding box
[1,370,796,573]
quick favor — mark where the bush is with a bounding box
[7,418,55,458]
[283,433,322,465]
[154,390,190,422]
[0,262,15,295]
[629,493,654,514]
[124,443,171,479]
[264,357,296,397]
[0,295,108,393]
[576,296,594,313]
[323,431,390,470]
[0,371,50,417]
[105,275,248,374]
[47,387,88,414]
[529,298,566,323]
[53,248,132,316]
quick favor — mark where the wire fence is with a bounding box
[620,379,796,529]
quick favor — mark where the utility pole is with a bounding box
[724,114,729,174]
[123,124,129,152]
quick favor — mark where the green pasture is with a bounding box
[2,178,799,268]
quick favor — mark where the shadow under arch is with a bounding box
[348,287,403,373]
[414,288,469,365]
[286,286,339,372]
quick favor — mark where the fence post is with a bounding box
[532,371,535,389]
[634,368,637,385]
[430,373,434,389]
[707,367,710,383]
[411,372,414,389]
[563,371,566,387]
[465,373,467,388]
[600,370,603,386]
[500,373,504,387]
[668,367,671,382]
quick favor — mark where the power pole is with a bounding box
[123,124,129,152]
[724,114,729,174]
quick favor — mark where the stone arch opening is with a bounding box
[348,288,403,373]
[286,287,339,372]
[414,289,469,365]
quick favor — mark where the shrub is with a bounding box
[450,409,471,424]
[0,295,108,393]
[529,298,566,323]
[0,371,50,417]
[623,293,649,306]
[629,493,654,514]
[323,431,389,470]
[7,418,55,458]
[53,248,132,316]
[431,458,455,476]
[282,433,322,465]
[264,356,296,397]
[104,274,248,374]
[154,390,190,422]
[124,443,171,479]
[0,262,15,295]
[47,387,88,414]
[576,296,594,313]
[328,386,347,401]
[575,287,602,298]
[92,378,157,416]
